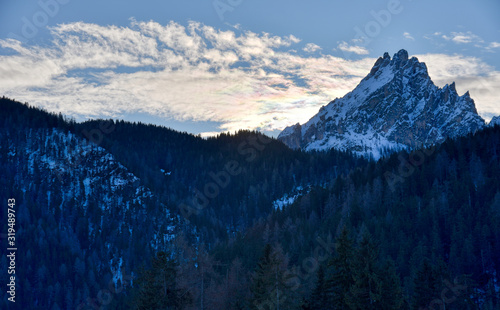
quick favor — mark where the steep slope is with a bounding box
[278,49,486,159]
[0,100,182,309]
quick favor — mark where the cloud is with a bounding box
[303,43,321,53]
[337,41,369,55]
[423,32,443,40]
[428,31,499,54]
[442,31,483,44]
[487,42,500,49]
[0,20,374,133]
[199,131,222,138]
[0,21,498,134]
[403,32,414,41]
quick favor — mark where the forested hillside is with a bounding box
[134,126,500,309]
[0,98,185,309]
[1,97,499,309]
[210,125,500,309]
[74,117,362,242]
[0,98,361,309]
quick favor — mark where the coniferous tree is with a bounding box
[346,232,382,309]
[379,260,404,310]
[250,244,274,309]
[325,227,354,310]
[309,264,328,310]
[133,251,188,310]
[249,244,294,310]
[411,259,440,310]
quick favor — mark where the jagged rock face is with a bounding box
[278,49,486,159]
[278,123,302,149]
[490,116,500,127]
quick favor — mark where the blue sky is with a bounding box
[1,0,499,136]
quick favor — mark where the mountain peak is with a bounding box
[369,49,429,81]
[278,50,485,158]
[394,49,409,61]
[386,49,409,70]
[490,115,500,127]
[449,81,456,92]
[380,49,408,63]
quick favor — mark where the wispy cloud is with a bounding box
[428,30,499,56]
[442,31,483,44]
[303,43,321,53]
[403,32,414,41]
[423,32,441,40]
[336,41,369,55]
[487,42,500,49]
[0,20,373,133]
[0,21,499,133]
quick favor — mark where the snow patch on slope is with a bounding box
[273,186,307,211]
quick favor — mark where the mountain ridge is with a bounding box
[490,115,500,127]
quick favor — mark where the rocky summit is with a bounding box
[278,49,486,159]
[490,115,500,127]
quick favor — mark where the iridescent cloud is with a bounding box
[0,20,498,135]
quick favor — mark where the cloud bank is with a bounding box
[0,20,499,135]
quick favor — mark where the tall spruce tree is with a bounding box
[411,259,440,310]
[379,260,404,310]
[345,232,382,309]
[309,264,328,309]
[249,244,294,310]
[133,251,188,310]
[325,227,355,310]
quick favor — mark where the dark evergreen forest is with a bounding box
[1,97,499,309]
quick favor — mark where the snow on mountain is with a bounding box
[2,126,180,285]
[272,185,307,211]
[278,49,486,159]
